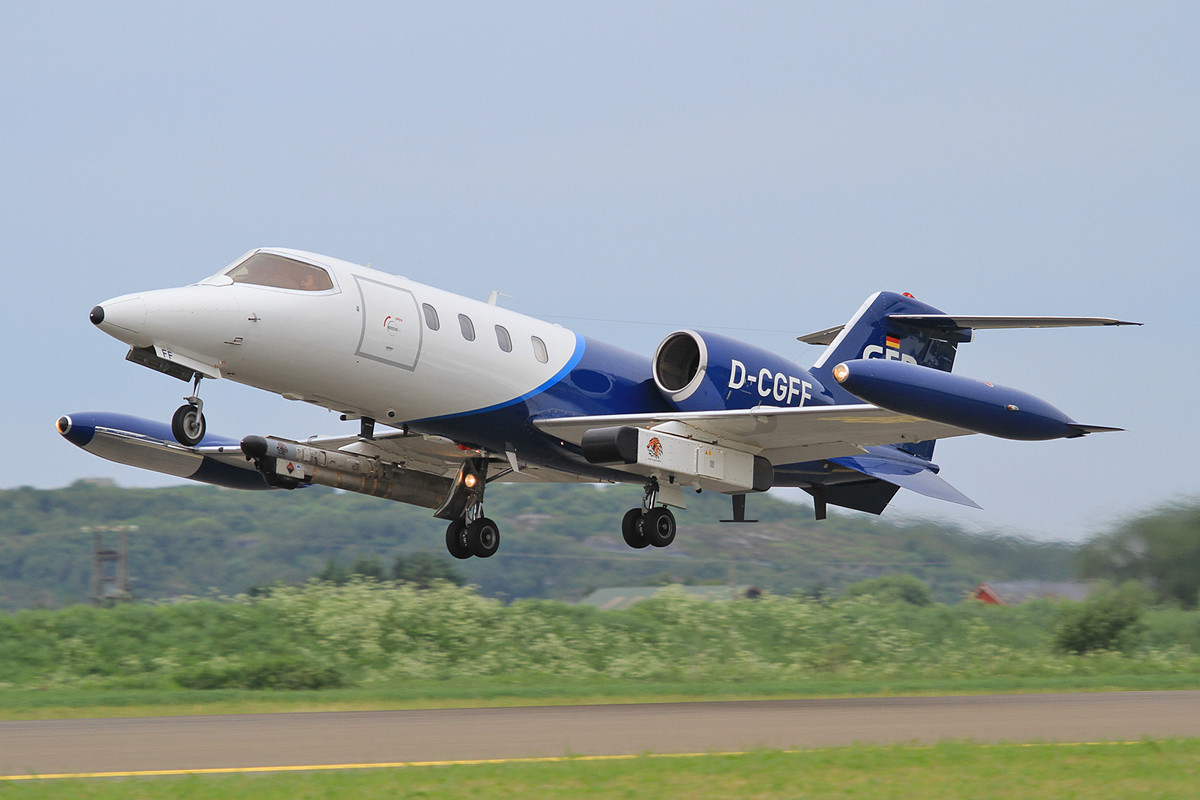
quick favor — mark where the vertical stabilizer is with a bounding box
[809,291,967,460]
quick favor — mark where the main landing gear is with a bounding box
[621,479,677,550]
[440,458,501,560]
[445,510,500,560]
[171,375,206,446]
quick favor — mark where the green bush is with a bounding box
[2,582,1198,691]
[843,574,933,606]
[1054,585,1147,654]
[174,657,344,690]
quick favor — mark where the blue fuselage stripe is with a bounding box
[409,333,589,424]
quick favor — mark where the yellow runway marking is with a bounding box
[0,742,1151,782]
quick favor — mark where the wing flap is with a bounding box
[295,429,594,484]
[534,405,974,466]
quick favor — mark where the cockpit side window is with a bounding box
[226,253,334,291]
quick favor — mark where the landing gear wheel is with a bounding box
[621,508,649,549]
[445,519,473,560]
[643,507,677,548]
[466,517,500,558]
[171,404,206,446]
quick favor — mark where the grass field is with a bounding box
[4,672,1200,720]
[4,742,1200,798]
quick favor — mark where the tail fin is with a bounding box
[809,292,963,390]
[801,291,1139,395]
[797,292,1138,517]
[806,291,964,460]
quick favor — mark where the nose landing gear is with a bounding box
[171,376,206,446]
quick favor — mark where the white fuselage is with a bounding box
[96,249,583,427]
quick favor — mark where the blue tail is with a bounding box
[808,291,966,461]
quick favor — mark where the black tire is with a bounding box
[644,507,676,548]
[445,519,473,559]
[621,508,649,549]
[466,517,500,558]
[171,404,206,446]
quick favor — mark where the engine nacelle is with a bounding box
[652,330,828,412]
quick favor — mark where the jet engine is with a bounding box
[652,330,828,412]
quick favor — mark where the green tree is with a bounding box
[1079,503,1200,608]
[349,556,387,581]
[316,558,350,585]
[392,552,464,588]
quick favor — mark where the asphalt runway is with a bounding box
[4,692,1200,778]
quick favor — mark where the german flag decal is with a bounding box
[885,334,901,349]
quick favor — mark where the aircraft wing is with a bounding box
[533,404,974,467]
[57,412,273,490]
[297,429,595,485]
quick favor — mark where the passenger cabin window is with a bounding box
[531,336,549,363]
[458,314,476,341]
[422,303,440,331]
[495,325,512,353]
[226,253,333,291]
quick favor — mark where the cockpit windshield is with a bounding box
[225,253,334,291]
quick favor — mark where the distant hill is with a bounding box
[0,481,1077,610]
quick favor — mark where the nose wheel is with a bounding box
[171,377,206,446]
[172,404,206,446]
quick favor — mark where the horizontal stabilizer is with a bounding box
[830,453,982,509]
[796,325,845,346]
[800,314,1140,345]
[889,314,1141,331]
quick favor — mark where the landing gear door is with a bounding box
[354,276,422,370]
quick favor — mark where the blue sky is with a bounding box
[4,2,1196,542]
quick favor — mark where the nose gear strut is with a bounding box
[171,375,206,446]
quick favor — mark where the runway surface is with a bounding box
[4,691,1200,778]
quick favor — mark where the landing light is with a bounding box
[832,363,850,384]
[56,416,72,435]
[464,474,478,489]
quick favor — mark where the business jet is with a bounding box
[58,248,1136,559]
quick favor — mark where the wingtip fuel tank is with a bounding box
[832,358,1118,441]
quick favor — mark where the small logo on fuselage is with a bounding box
[862,335,917,365]
[646,437,664,460]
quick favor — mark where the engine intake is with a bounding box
[652,329,827,412]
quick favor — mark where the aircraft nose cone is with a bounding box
[91,294,147,343]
